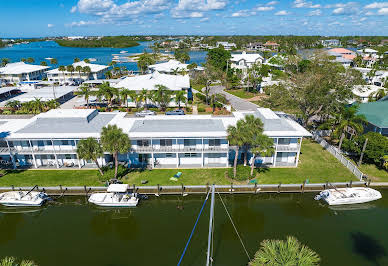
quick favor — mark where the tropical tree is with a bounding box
[76,138,104,176]
[105,70,113,79]
[82,66,91,80]
[137,53,156,73]
[0,257,37,266]
[26,57,35,63]
[139,89,149,109]
[66,65,75,81]
[128,91,138,108]
[44,99,60,110]
[174,49,190,63]
[249,134,274,177]
[49,58,57,65]
[120,89,132,107]
[40,61,47,66]
[75,85,92,108]
[5,100,21,110]
[75,65,83,81]
[227,123,245,178]
[30,98,45,114]
[58,65,66,82]
[74,57,80,63]
[100,125,131,179]
[206,47,231,71]
[249,236,320,266]
[96,82,118,106]
[84,58,90,63]
[153,85,172,111]
[1,58,10,67]
[21,58,26,62]
[174,90,186,109]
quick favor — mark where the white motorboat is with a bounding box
[88,184,139,207]
[315,187,382,206]
[0,191,49,207]
[120,50,128,54]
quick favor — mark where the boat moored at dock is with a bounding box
[88,184,139,207]
[315,187,382,206]
[0,191,50,207]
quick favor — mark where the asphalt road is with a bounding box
[209,85,259,111]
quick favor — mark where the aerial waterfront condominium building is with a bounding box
[0,108,311,169]
[0,62,50,84]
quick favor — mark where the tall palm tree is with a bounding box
[1,58,10,67]
[153,85,172,111]
[5,100,21,110]
[250,134,274,177]
[75,65,83,81]
[174,90,186,109]
[227,121,245,178]
[120,88,132,108]
[100,125,131,179]
[66,65,75,82]
[83,58,90,63]
[128,91,138,108]
[49,58,57,66]
[249,236,320,266]
[76,138,104,176]
[31,98,45,114]
[105,70,113,79]
[0,256,37,266]
[74,57,80,63]
[40,61,47,66]
[58,65,66,83]
[75,86,92,108]
[82,66,91,80]
[140,89,149,109]
[97,82,118,107]
[26,57,34,63]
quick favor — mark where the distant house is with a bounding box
[357,101,388,136]
[46,61,109,84]
[216,42,236,51]
[148,60,203,74]
[0,62,50,84]
[327,48,356,67]
[321,39,340,47]
[230,52,263,74]
[352,85,385,103]
[246,42,264,51]
[263,41,280,51]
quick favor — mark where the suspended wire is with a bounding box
[177,191,211,266]
[217,192,251,261]
[210,205,215,266]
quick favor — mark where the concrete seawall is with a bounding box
[1,181,387,196]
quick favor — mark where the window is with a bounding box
[160,139,172,146]
[65,154,72,160]
[166,153,174,158]
[137,140,150,147]
[46,140,52,146]
[184,153,198,158]
[278,138,291,145]
[61,140,70,145]
[209,139,221,146]
[38,140,44,147]
[184,139,196,146]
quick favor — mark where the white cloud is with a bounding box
[70,6,77,13]
[326,2,359,15]
[293,0,320,8]
[360,17,367,21]
[200,17,209,22]
[377,7,388,15]
[364,2,388,9]
[67,20,100,27]
[174,0,227,12]
[266,1,278,5]
[308,9,321,16]
[47,24,54,28]
[365,11,374,16]
[275,10,289,16]
[256,6,274,11]
[231,10,255,17]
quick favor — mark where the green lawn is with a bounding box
[358,164,388,182]
[226,89,258,99]
[0,139,358,187]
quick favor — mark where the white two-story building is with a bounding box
[0,62,50,84]
[230,52,264,75]
[0,108,311,169]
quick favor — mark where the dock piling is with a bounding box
[349,180,353,188]
[278,183,281,193]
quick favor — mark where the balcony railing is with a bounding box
[12,148,77,154]
[132,146,229,153]
[276,144,300,152]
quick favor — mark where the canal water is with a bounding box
[0,41,207,72]
[0,190,387,266]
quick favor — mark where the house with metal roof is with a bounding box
[230,52,263,74]
[46,61,109,85]
[148,60,204,74]
[0,108,311,169]
[357,101,388,136]
[0,62,50,84]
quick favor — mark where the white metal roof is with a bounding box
[46,61,108,74]
[3,86,76,103]
[0,62,50,75]
[114,71,190,91]
[231,52,263,63]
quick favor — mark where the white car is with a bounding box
[135,110,156,117]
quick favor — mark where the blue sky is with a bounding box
[1,0,387,37]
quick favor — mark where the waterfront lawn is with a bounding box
[0,170,101,187]
[358,164,388,182]
[255,139,357,184]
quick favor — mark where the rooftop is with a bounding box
[0,62,50,75]
[231,52,263,63]
[2,86,76,103]
[46,61,108,74]
[357,101,388,128]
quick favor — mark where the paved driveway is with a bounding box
[209,85,259,111]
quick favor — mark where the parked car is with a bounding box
[135,110,156,117]
[165,109,185,115]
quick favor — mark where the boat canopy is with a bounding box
[107,184,129,193]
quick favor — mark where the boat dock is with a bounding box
[0,181,386,196]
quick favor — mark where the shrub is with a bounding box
[197,107,206,112]
[228,165,251,181]
[185,107,192,113]
[149,108,159,112]
[195,93,206,102]
[97,164,129,182]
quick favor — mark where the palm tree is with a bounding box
[153,85,172,111]
[105,70,113,79]
[40,61,47,66]
[66,65,75,82]
[120,89,132,108]
[5,100,21,110]
[76,138,104,176]
[249,236,320,266]
[140,89,149,109]
[74,57,80,63]
[82,66,91,80]
[1,58,10,67]
[44,99,60,110]
[30,98,45,114]
[83,58,90,63]
[249,134,274,177]
[174,90,186,109]
[97,82,118,107]
[369,88,387,101]
[58,65,66,83]
[100,125,131,179]
[26,57,34,63]
[49,58,57,65]
[227,121,245,178]
[0,256,37,266]
[75,86,92,108]
[75,65,83,81]
[21,58,26,63]
[128,91,138,108]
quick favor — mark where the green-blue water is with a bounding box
[0,191,387,266]
[0,41,207,71]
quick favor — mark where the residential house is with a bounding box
[357,101,388,136]
[246,42,264,51]
[0,62,50,84]
[148,60,204,74]
[352,85,385,103]
[321,39,340,47]
[327,48,356,67]
[263,41,280,51]
[230,52,264,75]
[0,108,311,169]
[46,61,109,84]
[216,42,236,51]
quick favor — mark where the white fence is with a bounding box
[312,133,364,181]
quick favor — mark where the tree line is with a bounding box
[55,36,140,48]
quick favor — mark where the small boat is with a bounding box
[0,191,50,207]
[88,58,97,62]
[120,50,128,54]
[88,184,139,207]
[315,187,382,206]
